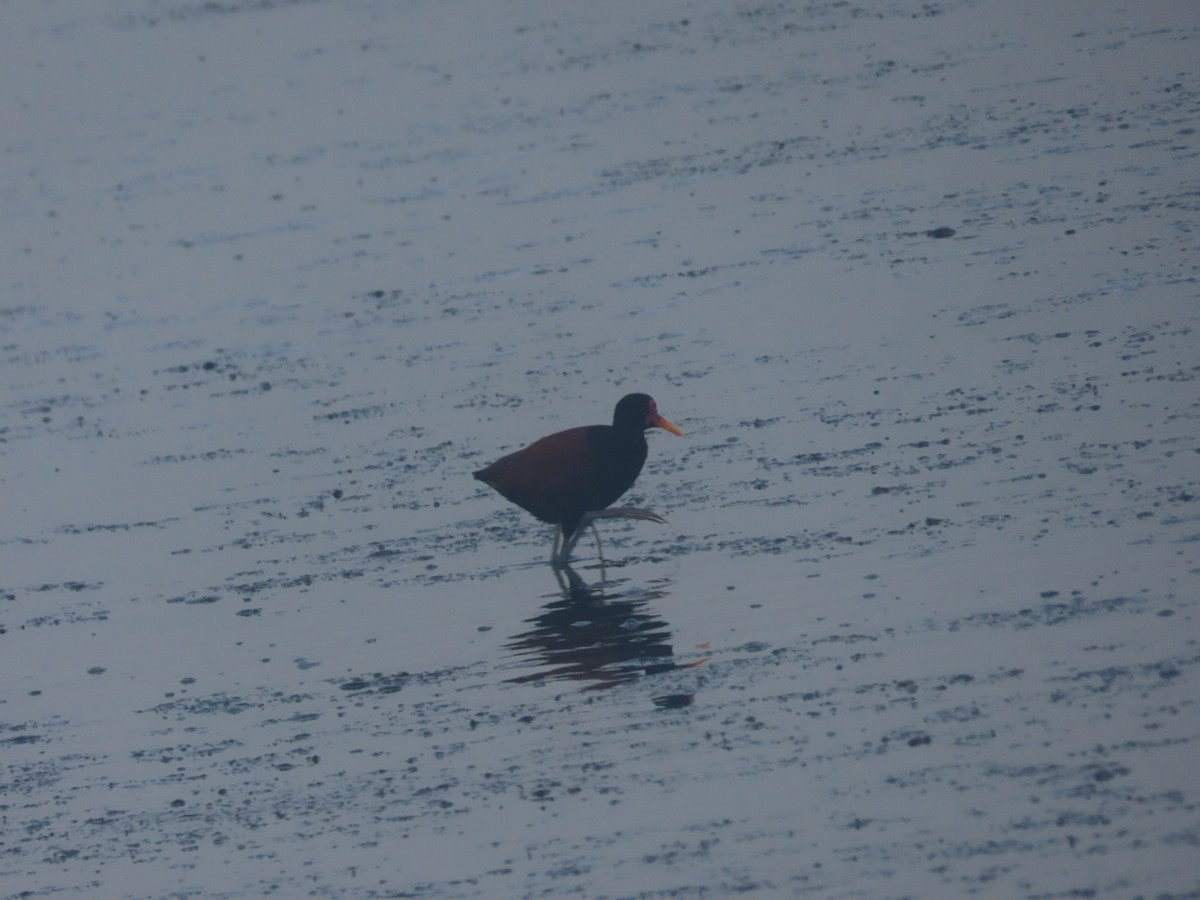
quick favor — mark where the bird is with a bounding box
[474,393,683,565]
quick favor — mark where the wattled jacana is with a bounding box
[474,393,683,565]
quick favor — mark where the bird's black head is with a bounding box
[612,393,683,436]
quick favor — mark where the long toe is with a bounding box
[583,507,667,525]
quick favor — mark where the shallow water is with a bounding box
[3,1,1199,897]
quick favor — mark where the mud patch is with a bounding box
[2,1,1198,898]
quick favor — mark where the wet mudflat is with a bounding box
[3,0,1199,897]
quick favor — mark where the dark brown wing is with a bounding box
[474,426,601,525]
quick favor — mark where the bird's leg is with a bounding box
[584,523,610,581]
[556,523,583,565]
[553,508,669,566]
[577,508,669,562]
[550,523,565,566]
[552,522,588,567]
[588,521,604,561]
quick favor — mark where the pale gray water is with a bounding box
[2,1,1198,897]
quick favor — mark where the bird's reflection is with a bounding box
[501,565,704,694]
